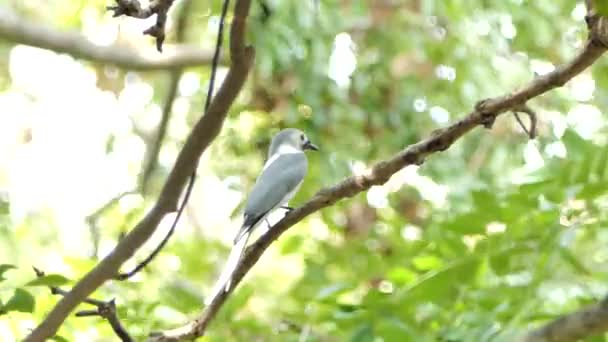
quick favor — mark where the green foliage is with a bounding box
[595,0,608,16]
[2,288,35,314]
[25,274,70,287]
[0,264,16,282]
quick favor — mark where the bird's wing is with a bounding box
[235,152,308,240]
[205,153,308,303]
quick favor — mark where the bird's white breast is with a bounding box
[262,144,302,171]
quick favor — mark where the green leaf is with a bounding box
[558,247,591,276]
[386,267,417,286]
[161,283,203,313]
[350,324,374,342]
[585,335,606,342]
[444,213,486,235]
[50,335,70,342]
[26,274,70,287]
[280,235,304,255]
[315,282,352,301]
[595,0,608,16]
[376,317,417,340]
[217,285,254,320]
[0,200,8,215]
[411,255,444,271]
[3,288,35,313]
[0,264,16,281]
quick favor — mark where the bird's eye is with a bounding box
[300,134,305,141]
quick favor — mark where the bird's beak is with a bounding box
[303,140,319,151]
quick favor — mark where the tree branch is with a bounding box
[0,8,225,71]
[150,7,608,341]
[107,0,176,52]
[32,267,133,342]
[23,0,255,340]
[521,295,608,342]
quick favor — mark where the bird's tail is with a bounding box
[204,228,251,306]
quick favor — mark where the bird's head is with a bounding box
[269,128,319,156]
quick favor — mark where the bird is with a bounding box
[205,128,318,305]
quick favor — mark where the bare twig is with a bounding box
[149,8,608,341]
[139,72,179,194]
[0,8,223,71]
[107,0,176,52]
[24,0,255,339]
[86,190,136,258]
[512,104,537,139]
[521,295,608,342]
[32,267,133,342]
[74,299,133,342]
[118,0,230,280]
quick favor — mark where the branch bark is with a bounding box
[521,295,608,342]
[107,0,175,52]
[0,8,225,71]
[150,7,608,342]
[23,0,254,340]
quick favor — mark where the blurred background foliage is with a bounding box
[0,0,608,341]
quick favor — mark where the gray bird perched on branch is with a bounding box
[205,128,318,305]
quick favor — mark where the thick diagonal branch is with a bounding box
[0,8,224,70]
[521,295,608,342]
[150,11,608,342]
[24,0,255,340]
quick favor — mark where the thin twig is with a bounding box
[117,0,231,280]
[139,73,179,194]
[512,104,537,139]
[86,190,136,258]
[32,267,133,342]
[150,8,608,341]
